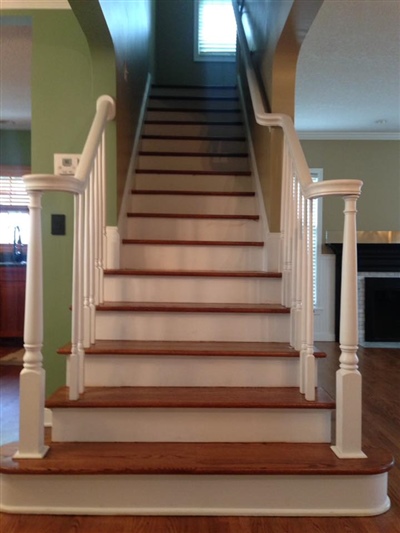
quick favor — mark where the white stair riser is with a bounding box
[146,110,242,123]
[140,139,247,154]
[135,172,254,192]
[125,218,261,241]
[51,408,331,443]
[148,98,240,111]
[130,195,257,215]
[137,155,249,173]
[95,312,290,342]
[76,355,301,388]
[121,244,264,271]
[1,473,389,516]
[151,87,239,98]
[143,123,245,137]
[104,275,280,304]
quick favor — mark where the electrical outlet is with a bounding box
[54,154,80,176]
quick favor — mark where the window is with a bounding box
[0,168,30,245]
[310,169,323,307]
[194,0,237,62]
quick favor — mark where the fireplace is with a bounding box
[327,234,400,344]
[365,277,400,341]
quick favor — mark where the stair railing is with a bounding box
[15,96,115,459]
[233,1,365,459]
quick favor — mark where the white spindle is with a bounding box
[304,198,316,401]
[83,188,91,348]
[14,191,49,459]
[89,170,96,344]
[68,194,80,400]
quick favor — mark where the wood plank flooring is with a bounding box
[1,342,399,533]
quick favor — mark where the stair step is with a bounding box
[1,440,392,516]
[150,85,239,98]
[145,111,242,123]
[95,302,290,342]
[60,340,322,388]
[104,269,281,304]
[120,241,265,271]
[142,123,246,137]
[96,302,287,313]
[47,386,334,409]
[137,154,250,172]
[1,440,391,476]
[47,387,334,443]
[135,172,253,192]
[130,190,257,215]
[140,138,247,156]
[147,98,240,110]
[127,213,259,219]
[122,239,264,246]
[58,339,320,357]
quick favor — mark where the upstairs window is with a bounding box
[194,0,237,62]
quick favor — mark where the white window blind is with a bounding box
[0,175,29,211]
[195,0,237,60]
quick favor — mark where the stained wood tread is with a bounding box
[57,340,325,358]
[142,134,246,141]
[135,169,251,176]
[104,269,281,278]
[145,120,243,126]
[131,189,254,196]
[2,441,392,477]
[148,96,239,101]
[147,108,241,114]
[122,239,264,247]
[46,386,335,409]
[96,302,288,313]
[139,151,247,158]
[127,213,260,220]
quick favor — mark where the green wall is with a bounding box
[0,130,31,166]
[301,140,400,236]
[155,0,236,86]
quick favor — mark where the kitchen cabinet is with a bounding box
[0,265,26,338]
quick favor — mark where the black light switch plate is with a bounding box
[51,214,66,235]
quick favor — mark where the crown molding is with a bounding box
[297,130,400,141]
[0,1,70,9]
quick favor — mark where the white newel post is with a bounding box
[332,194,366,459]
[14,191,49,459]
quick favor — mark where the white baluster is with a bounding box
[99,134,106,304]
[332,194,366,458]
[77,193,85,393]
[14,191,49,459]
[89,170,96,344]
[83,188,91,348]
[68,194,80,400]
[304,198,316,401]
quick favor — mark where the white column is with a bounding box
[331,195,366,459]
[14,191,49,459]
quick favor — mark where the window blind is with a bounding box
[0,175,29,211]
[197,0,237,57]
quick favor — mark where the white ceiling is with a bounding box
[0,0,399,139]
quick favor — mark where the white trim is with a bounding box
[298,131,400,141]
[0,0,70,8]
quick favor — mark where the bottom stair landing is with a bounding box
[0,440,393,516]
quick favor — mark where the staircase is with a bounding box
[0,86,392,516]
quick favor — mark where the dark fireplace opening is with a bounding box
[365,277,400,342]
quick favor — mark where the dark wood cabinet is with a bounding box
[0,266,26,338]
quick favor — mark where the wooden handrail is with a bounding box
[15,96,115,459]
[232,1,365,458]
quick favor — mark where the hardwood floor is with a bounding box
[1,342,399,533]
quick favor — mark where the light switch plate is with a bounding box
[54,154,80,176]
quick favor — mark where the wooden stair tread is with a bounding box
[122,239,264,247]
[139,151,247,157]
[46,386,335,409]
[147,108,241,114]
[104,269,281,278]
[96,302,288,313]
[145,120,243,125]
[131,189,254,196]
[1,441,392,476]
[126,213,260,220]
[135,169,251,176]
[57,340,326,358]
[142,135,246,141]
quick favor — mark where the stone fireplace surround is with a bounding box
[326,232,400,347]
